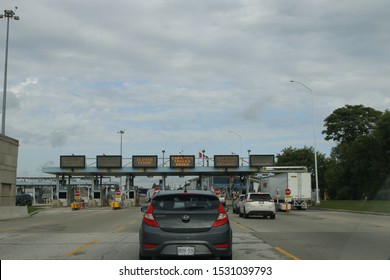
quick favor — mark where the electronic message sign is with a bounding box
[170,155,195,168]
[96,155,122,168]
[249,154,275,167]
[214,155,240,168]
[60,155,86,168]
[132,155,158,168]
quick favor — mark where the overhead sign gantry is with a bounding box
[43,153,309,208]
[44,153,281,177]
[44,153,308,177]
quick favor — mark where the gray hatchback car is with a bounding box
[139,190,232,260]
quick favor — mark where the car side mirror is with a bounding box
[140,206,148,213]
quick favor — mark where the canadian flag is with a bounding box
[199,152,209,158]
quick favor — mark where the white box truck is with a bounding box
[259,172,312,209]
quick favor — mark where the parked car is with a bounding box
[15,194,33,206]
[239,192,276,219]
[233,194,245,214]
[139,189,232,260]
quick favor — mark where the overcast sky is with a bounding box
[1,0,389,183]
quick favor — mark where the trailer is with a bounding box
[259,172,312,210]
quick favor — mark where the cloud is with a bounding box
[50,131,68,148]
[3,0,389,180]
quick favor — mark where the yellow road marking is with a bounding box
[65,240,97,257]
[112,225,127,233]
[112,220,137,232]
[274,246,300,260]
[230,219,249,230]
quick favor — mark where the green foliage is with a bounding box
[27,206,45,214]
[276,146,315,169]
[279,106,389,200]
[336,187,354,200]
[321,106,389,200]
[322,104,382,144]
[318,200,390,214]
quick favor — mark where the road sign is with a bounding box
[74,190,80,196]
[115,190,121,196]
[170,155,195,168]
[285,188,291,195]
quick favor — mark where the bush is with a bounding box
[336,187,354,200]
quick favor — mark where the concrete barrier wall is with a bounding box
[0,135,19,208]
[1,135,21,220]
[0,206,29,220]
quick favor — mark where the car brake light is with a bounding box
[212,204,228,227]
[143,243,157,249]
[269,199,274,202]
[143,204,159,227]
[214,243,229,249]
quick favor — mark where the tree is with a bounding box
[372,110,390,199]
[322,105,382,144]
[322,105,387,200]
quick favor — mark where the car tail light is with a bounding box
[212,204,228,227]
[214,243,229,249]
[143,243,157,249]
[143,204,159,227]
[246,198,253,202]
[269,199,275,202]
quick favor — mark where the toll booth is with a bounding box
[126,189,136,207]
[58,190,68,207]
[89,191,102,207]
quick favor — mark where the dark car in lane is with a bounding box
[139,189,232,260]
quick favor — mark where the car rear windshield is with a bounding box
[249,193,272,201]
[152,194,220,211]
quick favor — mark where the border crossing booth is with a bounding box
[42,154,313,209]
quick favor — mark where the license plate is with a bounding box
[177,246,195,256]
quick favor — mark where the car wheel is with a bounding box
[270,214,276,219]
[239,210,243,217]
[244,209,249,219]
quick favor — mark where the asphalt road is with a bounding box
[232,209,390,260]
[0,206,389,260]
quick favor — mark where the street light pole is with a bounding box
[229,130,242,161]
[117,130,124,156]
[1,8,19,135]
[229,130,243,166]
[290,80,320,205]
